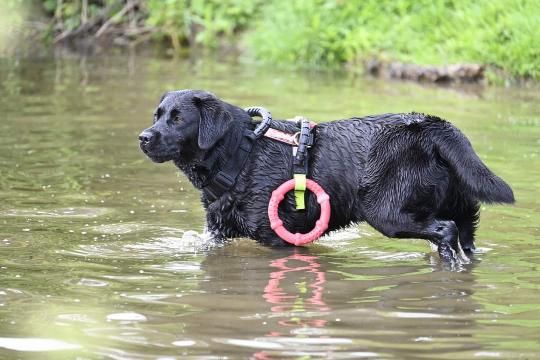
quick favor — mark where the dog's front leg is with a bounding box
[202,226,228,244]
[203,193,238,244]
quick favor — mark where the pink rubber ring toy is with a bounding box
[268,179,331,246]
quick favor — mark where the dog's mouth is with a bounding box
[140,144,177,163]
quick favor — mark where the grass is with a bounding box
[247,0,540,79]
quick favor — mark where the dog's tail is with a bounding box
[430,120,514,204]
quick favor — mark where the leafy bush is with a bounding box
[146,0,263,48]
[248,0,540,79]
[42,0,120,31]
[37,0,261,49]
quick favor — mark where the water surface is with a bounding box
[0,54,539,359]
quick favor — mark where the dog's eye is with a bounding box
[173,115,182,123]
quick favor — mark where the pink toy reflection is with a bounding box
[254,253,331,359]
[264,253,330,313]
[264,253,330,332]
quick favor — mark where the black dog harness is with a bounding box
[202,108,315,205]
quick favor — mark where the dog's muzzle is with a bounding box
[139,129,156,148]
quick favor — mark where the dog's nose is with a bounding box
[139,130,155,145]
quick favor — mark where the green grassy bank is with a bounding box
[4,0,540,81]
[248,0,540,80]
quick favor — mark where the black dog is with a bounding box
[139,90,514,265]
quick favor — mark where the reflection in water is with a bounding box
[263,253,329,328]
[256,253,330,359]
[194,244,486,358]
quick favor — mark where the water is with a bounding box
[0,53,539,359]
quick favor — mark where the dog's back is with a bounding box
[318,112,513,204]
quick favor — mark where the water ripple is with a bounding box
[1,207,108,218]
[0,337,81,352]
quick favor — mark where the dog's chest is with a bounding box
[206,196,255,237]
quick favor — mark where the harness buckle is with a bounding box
[205,171,235,201]
[306,132,315,147]
[293,132,301,146]
[215,172,235,189]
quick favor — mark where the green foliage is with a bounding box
[145,0,188,49]
[42,0,119,31]
[248,0,540,79]
[145,0,262,48]
[40,0,261,49]
[29,0,540,80]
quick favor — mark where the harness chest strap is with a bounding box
[203,129,255,202]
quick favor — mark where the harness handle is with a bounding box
[245,106,273,139]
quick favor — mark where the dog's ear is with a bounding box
[193,92,233,150]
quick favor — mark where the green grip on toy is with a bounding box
[294,174,306,210]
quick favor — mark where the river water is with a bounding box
[0,54,539,359]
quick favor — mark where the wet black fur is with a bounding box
[139,90,514,264]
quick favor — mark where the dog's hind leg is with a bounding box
[453,202,480,254]
[366,214,463,266]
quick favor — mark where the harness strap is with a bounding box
[203,129,255,202]
[293,119,314,175]
[264,128,299,146]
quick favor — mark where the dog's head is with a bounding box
[139,90,233,163]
